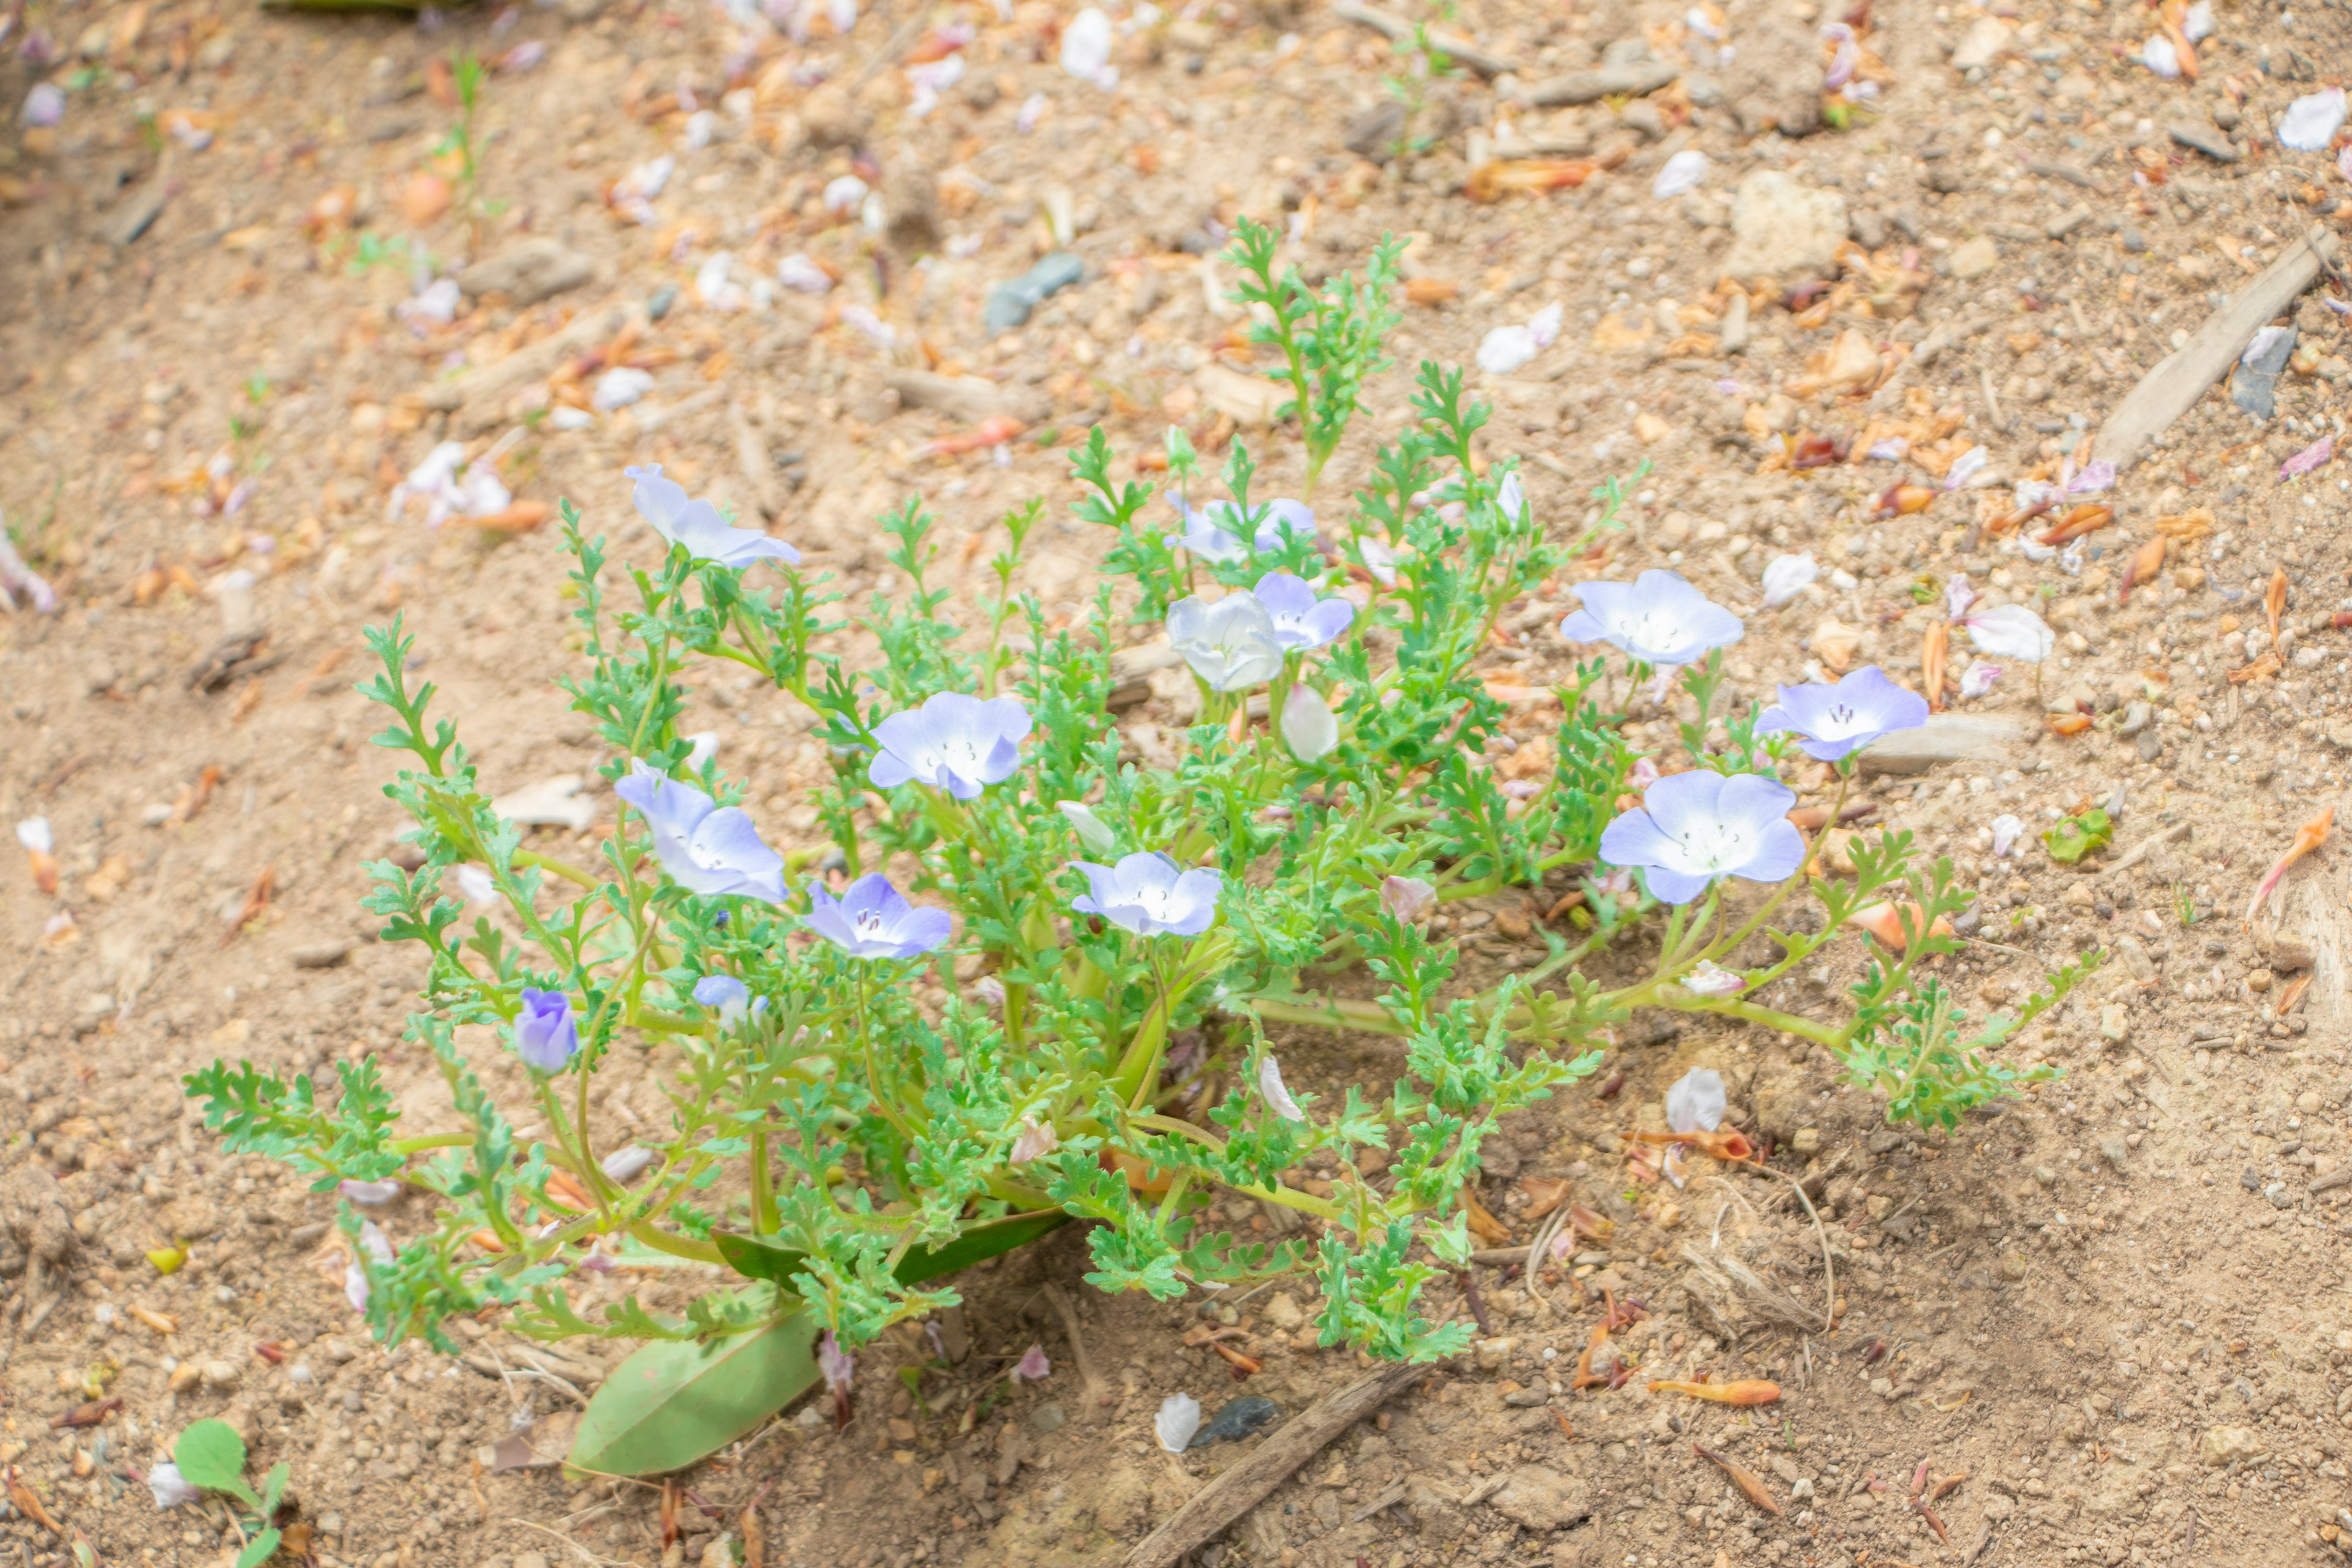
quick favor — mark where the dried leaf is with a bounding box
[1694,1444,1783,1515]
[1518,1176,1571,1220]
[489,1409,581,1473]
[1647,1378,1780,1405]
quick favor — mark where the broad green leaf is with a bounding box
[174,1420,258,1509]
[714,1211,1066,1291]
[897,1210,1068,1284]
[235,1527,282,1568]
[2042,809,2113,864]
[567,1309,820,1477]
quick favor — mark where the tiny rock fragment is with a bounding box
[457,238,594,305]
[983,254,1085,335]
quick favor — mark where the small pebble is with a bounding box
[1189,1395,1281,1449]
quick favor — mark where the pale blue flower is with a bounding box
[692,974,755,1025]
[1253,571,1355,651]
[1758,665,1928,762]
[1560,570,1744,666]
[869,693,1031,799]
[514,987,579,1072]
[1070,852,1223,937]
[626,464,802,569]
[1598,771,1803,905]
[1164,496,1314,562]
[614,760,788,902]
[806,873,952,959]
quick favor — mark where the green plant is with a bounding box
[169,1420,290,1568]
[2041,808,2113,865]
[435,50,499,251]
[183,227,2075,1477]
[2174,880,2200,927]
[1380,18,1460,164]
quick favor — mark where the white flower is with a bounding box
[1357,535,1402,586]
[14,818,51,854]
[456,864,497,905]
[1155,1392,1202,1453]
[2279,88,2346,152]
[2183,0,2213,39]
[1959,660,2001,699]
[1474,303,1564,374]
[695,252,752,312]
[1167,592,1284,692]
[1257,1055,1307,1121]
[1057,801,1119,855]
[1942,445,1989,491]
[1011,1117,1059,1164]
[593,368,655,411]
[1680,960,1746,998]
[1060,7,1118,87]
[148,1462,202,1510]
[823,175,869,216]
[1653,149,1709,200]
[1665,1067,1726,1134]
[1280,684,1339,761]
[1380,875,1436,921]
[1963,603,2054,663]
[344,1219,394,1313]
[2139,34,2180,78]
[1990,814,2025,858]
[1759,552,1818,608]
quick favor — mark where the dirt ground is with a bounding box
[10,0,2352,1562]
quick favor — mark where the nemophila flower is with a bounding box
[147,1462,200,1511]
[1962,603,2055,663]
[1943,573,1980,622]
[1758,666,1929,763]
[1013,1345,1052,1382]
[1167,592,1284,692]
[1156,1393,1203,1454]
[1070,852,1223,937]
[692,974,753,1025]
[1057,800,1119,855]
[1990,814,2025,858]
[344,1219,394,1314]
[1280,684,1340,762]
[514,987,581,1072]
[869,692,1032,799]
[15,818,50,855]
[1665,1068,1726,1134]
[1759,553,1817,609]
[1010,1117,1058,1164]
[1258,1055,1308,1122]
[1254,571,1355,651]
[1475,302,1563,374]
[1560,571,1744,665]
[601,1145,657,1183]
[1680,960,1746,998]
[1599,770,1804,905]
[339,1179,401,1206]
[615,760,789,902]
[627,464,801,569]
[1380,875,1436,922]
[806,873,952,960]
[1165,496,1314,562]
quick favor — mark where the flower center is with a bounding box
[1675,820,1746,872]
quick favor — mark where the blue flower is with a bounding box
[1758,665,1928,762]
[1164,496,1314,563]
[692,974,766,1027]
[1069,852,1223,937]
[1598,771,1804,906]
[626,464,802,570]
[514,987,580,1072]
[1559,570,1744,666]
[1252,571,1355,652]
[806,873,953,960]
[869,693,1031,801]
[613,760,788,903]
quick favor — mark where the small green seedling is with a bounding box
[172,1419,289,1568]
[2041,809,2113,865]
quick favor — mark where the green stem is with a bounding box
[626,1221,725,1265]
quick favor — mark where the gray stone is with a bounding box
[2097,1134,2130,1170]
[984,253,1085,334]
[1722,172,1849,281]
[1857,712,2030,775]
[292,941,352,970]
[458,238,593,306]
[2168,121,2242,163]
[1028,1401,1066,1433]
[2117,701,2152,736]
[1344,99,1407,161]
[2233,327,2297,418]
[1486,1466,1592,1531]
[1850,209,1889,249]
[1520,40,1678,107]
[2046,206,2094,240]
